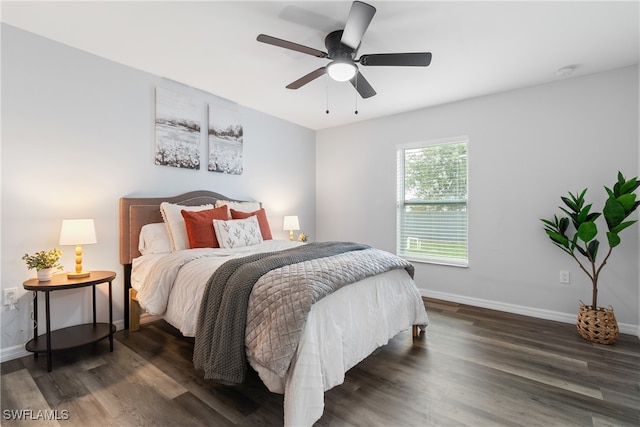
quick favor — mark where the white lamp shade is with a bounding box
[327,61,357,82]
[59,219,97,245]
[283,216,300,231]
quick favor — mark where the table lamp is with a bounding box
[283,216,300,241]
[59,219,97,278]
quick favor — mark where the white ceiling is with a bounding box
[2,1,639,130]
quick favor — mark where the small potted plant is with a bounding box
[22,248,63,281]
[541,171,639,344]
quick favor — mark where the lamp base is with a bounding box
[67,271,90,279]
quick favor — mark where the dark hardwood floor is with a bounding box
[2,298,639,426]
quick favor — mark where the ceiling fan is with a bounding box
[257,1,432,99]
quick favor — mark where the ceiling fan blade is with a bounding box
[257,34,328,58]
[340,1,376,50]
[286,67,327,89]
[359,52,432,67]
[349,70,376,98]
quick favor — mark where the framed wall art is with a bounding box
[208,104,243,175]
[155,87,202,170]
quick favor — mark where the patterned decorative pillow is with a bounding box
[213,216,263,249]
[230,207,273,240]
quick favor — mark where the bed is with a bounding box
[119,190,429,426]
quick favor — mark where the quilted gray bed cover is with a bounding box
[192,241,415,384]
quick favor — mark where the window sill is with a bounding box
[401,256,468,268]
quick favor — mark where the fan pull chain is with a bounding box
[354,73,358,115]
[326,74,330,114]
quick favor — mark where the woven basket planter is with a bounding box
[576,301,619,345]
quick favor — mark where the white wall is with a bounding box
[0,24,316,358]
[317,66,639,331]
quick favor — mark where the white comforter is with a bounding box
[131,240,429,426]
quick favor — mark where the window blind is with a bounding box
[397,139,468,266]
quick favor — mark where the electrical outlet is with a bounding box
[3,288,18,306]
[559,271,570,284]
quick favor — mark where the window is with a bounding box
[397,137,468,266]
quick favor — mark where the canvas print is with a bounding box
[155,88,202,169]
[208,105,243,174]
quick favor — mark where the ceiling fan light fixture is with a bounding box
[257,1,431,99]
[327,61,357,82]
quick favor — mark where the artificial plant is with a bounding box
[541,172,639,308]
[22,248,62,271]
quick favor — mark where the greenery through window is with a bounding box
[397,138,468,266]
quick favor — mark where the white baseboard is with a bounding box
[420,289,639,337]
[1,319,126,363]
[0,345,30,363]
[113,319,125,331]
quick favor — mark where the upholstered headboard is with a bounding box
[119,190,241,265]
[119,190,245,328]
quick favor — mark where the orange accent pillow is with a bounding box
[181,206,229,248]
[230,208,273,240]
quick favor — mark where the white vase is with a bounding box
[37,268,53,282]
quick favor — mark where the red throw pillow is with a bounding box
[181,206,229,248]
[230,208,273,240]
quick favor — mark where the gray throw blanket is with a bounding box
[193,241,414,384]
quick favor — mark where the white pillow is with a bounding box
[215,200,261,219]
[213,216,263,249]
[138,223,171,255]
[160,202,214,251]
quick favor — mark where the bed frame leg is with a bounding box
[129,288,140,332]
[412,325,421,338]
